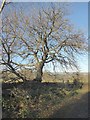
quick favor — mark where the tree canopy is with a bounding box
[1,3,87,82]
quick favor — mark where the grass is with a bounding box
[1,72,88,118]
[2,80,85,118]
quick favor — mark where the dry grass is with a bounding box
[2,72,88,118]
[50,84,88,118]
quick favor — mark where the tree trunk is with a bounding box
[35,62,44,82]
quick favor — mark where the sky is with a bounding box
[1,1,88,73]
[67,2,88,73]
[63,2,88,72]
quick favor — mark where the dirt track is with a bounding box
[50,85,89,118]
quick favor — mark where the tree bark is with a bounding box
[35,62,44,82]
[0,0,6,14]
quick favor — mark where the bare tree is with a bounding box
[1,3,87,82]
[0,0,6,13]
[0,0,11,14]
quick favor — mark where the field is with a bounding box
[1,72,89,118]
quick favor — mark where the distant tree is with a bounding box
[1,3,87,82]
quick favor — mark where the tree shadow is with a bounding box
[2,80,83,101]
[2,80,64,99]
[50,91,89,118]
[2,80,89,118]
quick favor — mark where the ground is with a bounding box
[2,72,89,118]
[50,84,89,118]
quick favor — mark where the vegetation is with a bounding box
[2,84,82,118]
[0,3,87,82]
[2,72,86,118]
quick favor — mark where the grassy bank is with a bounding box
[2,80,84,118]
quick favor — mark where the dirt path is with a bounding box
[50,85,89,118]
